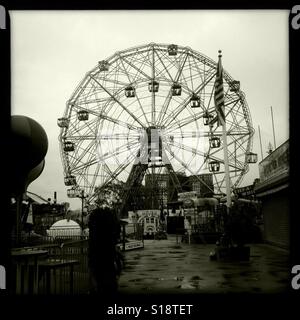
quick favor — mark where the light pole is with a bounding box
[78,189,86,233]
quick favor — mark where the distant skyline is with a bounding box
[10,10,289,209]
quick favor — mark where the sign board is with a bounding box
[178,191,197,200]
[118,241,144,251]
[136,209,160,217]
[259,140,289,183]
[183,208,194,215]
[183,199,194,207]
[234,184,255,197]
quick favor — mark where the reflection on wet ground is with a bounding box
[118,235,289,294]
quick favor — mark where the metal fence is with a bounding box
[119,222,144,251]
[11,236,90,295]
[11,223,144,294]
[36,239,90,294]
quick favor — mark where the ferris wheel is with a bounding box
[58,43,256,203]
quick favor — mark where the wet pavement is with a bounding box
[118,235,290,294]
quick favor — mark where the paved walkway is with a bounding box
[118,235,289,294]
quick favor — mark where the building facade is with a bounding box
[144,173,169,209]
[254,140,289,249]
[189,174,214,197]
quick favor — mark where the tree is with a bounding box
[94,181,125,210]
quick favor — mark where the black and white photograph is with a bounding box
[2,4,299,313]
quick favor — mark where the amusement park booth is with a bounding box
[254,140,289,249]
[169,192,221,243]
[128,209,161,239]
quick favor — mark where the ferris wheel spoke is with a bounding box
[90,162,101,194]
[187,54,195,92]
[164,144,215,193]
[217,174,226,191]
[163,70,216,128]
[68,77,92,109]
[92,76,129,88]
[150,46,156,125]
[208,133,249,161]
[121,55,152,81]
[76,170,89,190]
[81,117,101,136]
[192,54,206,84]
[212,173,222,194]
[70,145,98,173]
[156,91,173,126]
[154,49,174,82]
[65,139,97,171]
[166,110,205,131]
[172,139,242,171]
[171,140,209,162]
[227,115,248,135]
[89,74,146,128]
[66,120,98,140]
[102,152,137,187]
[74,143,97,169]
[118,53,140,85]
[71,143,99,173]
[157,52,189,125]
[226,104,245,121]
[163,129,205,140]
[227,143,244,168]
[157,53,190,126]
[161,95,191,128]
[98,140,140,163]
[176,55,193,91]
[229,136,249,161]
[118,57,150,126]
[97,132,139,140]
[71,157,98,174]
[134,93,151,127]
[87,108,140,132]
[174,50,188,83]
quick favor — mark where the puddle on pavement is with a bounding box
[168,251,185,254]
[128,278,143,282]
[251,287,262,292]
[191,275,203,280]
[146,269,160,272]
[156,276,184,281]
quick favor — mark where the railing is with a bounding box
[119,222,144,251]
[37,239,90,294]
[11,235,90,295]
[11,223,145,294]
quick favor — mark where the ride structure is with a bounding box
[58,43,256,215]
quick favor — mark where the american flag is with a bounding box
[214,52,225,126]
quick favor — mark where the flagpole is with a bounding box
[217,50,231,213]
[222,120,232,212]
[270,106,276,149]
[258,125,264,161]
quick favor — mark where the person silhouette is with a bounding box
[88,206,121,295]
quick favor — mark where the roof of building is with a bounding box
[26,191,49,204]
[50,219,80,230]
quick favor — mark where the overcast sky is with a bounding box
[10,10,289,209]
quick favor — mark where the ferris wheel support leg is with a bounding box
[221,121,232,214]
